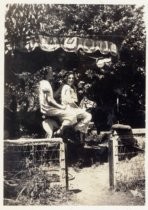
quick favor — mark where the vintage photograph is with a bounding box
[3,2,146,206]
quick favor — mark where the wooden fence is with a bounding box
[4,137,69,203]
[109,126,145,190]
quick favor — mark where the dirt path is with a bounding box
[67,163,144,205]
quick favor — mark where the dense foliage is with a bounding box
[4,4,146,138]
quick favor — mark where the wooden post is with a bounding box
[109,131,118,189]
[32,145,35,165]
[59,141,68,190]
[64,142,68,190]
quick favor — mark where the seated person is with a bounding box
[61,71,92,134]
[39,80,78,137]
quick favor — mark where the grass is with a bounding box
[116,153,145,201]
[4,166,73,205]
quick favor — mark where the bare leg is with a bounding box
[42,119,59,138]
[80,112,92,124]
[75,112,92,133]
[54,120,72,135]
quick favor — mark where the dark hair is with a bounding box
[64,71,75,83]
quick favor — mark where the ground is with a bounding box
[4,134,145,206]
[66,163,145,206]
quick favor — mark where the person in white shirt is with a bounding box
[61,72,92,133]
[39,80,77,137]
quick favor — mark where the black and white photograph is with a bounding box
[2,0,147,206]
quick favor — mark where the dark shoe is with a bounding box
[54,128,63,137]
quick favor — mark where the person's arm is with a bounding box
[42,81,66,110]
[46,93,66,110]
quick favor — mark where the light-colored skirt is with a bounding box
[42,106,91,133]
[42,106,78,125]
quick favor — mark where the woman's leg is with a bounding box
[54,119,73,135]
[80,112,92,124]
[42,119,59,138]
[75,111,92,133]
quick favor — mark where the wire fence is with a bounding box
[109,125,145,194]
[4,138,68,205]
